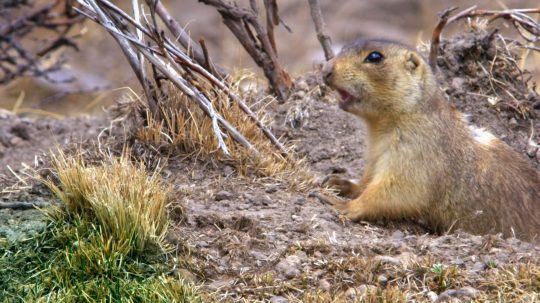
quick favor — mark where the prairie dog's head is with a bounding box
[322,39,435,119]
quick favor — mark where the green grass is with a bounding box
[0,152,201,302]
[0,217,201,302]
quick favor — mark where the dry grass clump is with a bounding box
[46,150,170,255]
[480,263,540,301]
[0,150,201,302]
[130,76,315,190]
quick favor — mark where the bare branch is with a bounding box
[0,0,83,84]
[152,0,226,78]
[199,0,292,101]
[429,6,459,70]
[78,0,290,157]
[308,0,334,61]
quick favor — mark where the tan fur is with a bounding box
[320,38,540,241]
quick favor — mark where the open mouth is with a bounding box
[337,89,355,109]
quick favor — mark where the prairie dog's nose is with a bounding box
[322,58,335,84]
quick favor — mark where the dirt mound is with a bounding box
[436,29,540,168]
[165,89,540,301]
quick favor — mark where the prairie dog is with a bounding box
[319,38,540,241]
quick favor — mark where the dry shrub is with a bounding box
[133,75,315,190]
[46,150,170,255]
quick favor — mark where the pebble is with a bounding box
[276,255,302,279]
[356,284,375,295]
[296,80,309,91]
[0,109,13,119]
[269,296,289,303]
[344,287,357,301]
[223,165,235,176]
[451,77,466,91]
[426,291,438,302]
[377,274,388,286]
[318,279,330,292]
[508,117,518,126]
[390,230,405,240]
[373,255,401,266]
[215,190,233,201]
[471,261,485,272]
[295,197,306,205]
[436,287,479,302]
[265,185,278,193]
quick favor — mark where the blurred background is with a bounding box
[1,0,539,115]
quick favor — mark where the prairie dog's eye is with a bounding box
[364,51,384,64]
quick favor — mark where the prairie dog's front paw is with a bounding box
[322,175,361,198]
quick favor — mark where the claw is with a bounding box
[308,191,347,207]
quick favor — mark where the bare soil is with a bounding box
[1,30,540,302]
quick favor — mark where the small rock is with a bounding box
[261,196,273,206]
[295,197,306,205]
[215,190,233,201]
[265,185,278,193]
[471,261,485,272]
[390,230,405,240]
[293,91,306,99]
[451,258,464,266]
[276,255,302,279]
[437,287,479,302]
[223,165,235,176]
[344,287,357,301]
[296,80,309,91]
[451,77,466,91]
[508,117,518,126]
[236,203,249,210]
[318,279,330,292]
[426,291,438,302]
[207,278,232,291]
[294,250,308,262]
[527,142,538,158]
[0,109,13,119]
[377,274,388,286]
[269,296,289,303]
[191,171,205,181]
[9,136,22,146]
[373,255,401,266]
[356,285,368,296]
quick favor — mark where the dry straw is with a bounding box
[46,150,170,255]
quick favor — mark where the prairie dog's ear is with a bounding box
[405,52,421,72]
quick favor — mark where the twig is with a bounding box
[429,6,459,70]
[82,0,159,118]
[308,0,334,60]
[199,38,216,76]
[79,0,263,156]
[199,0,292,101]
[80,0,289,156]
[0,0,83,84]
[152,0,226,78]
